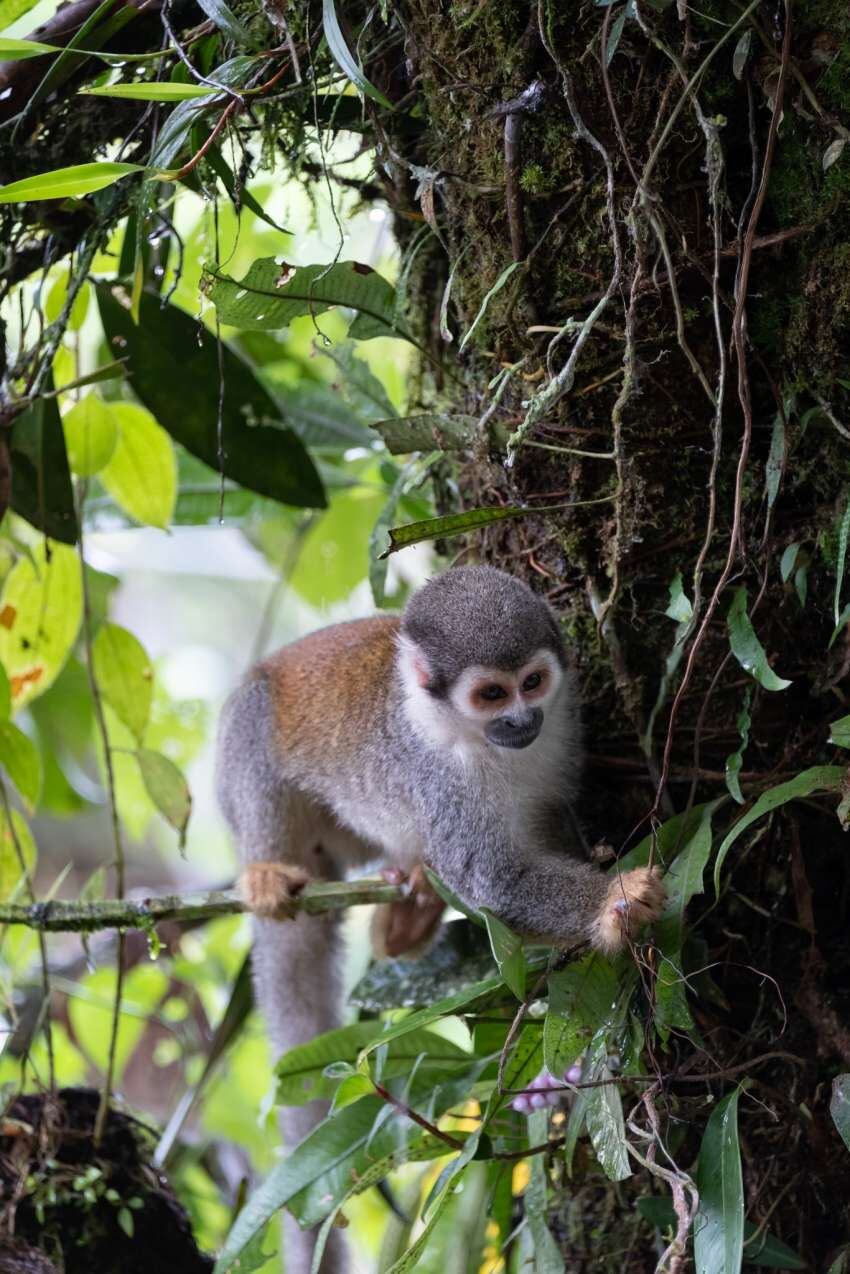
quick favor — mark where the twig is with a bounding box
[0,879,404,933]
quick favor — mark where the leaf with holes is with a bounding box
[202,258,408,342]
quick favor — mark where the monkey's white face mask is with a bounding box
[396,636,565,756]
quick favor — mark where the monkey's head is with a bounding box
[397,566,568,752]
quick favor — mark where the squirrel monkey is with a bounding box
[216,566,664,1273]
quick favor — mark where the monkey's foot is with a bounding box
[590,866,666,956]
[371,864,445,959]
[239,862,311,920]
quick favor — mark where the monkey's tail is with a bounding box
[251,911,350,1274]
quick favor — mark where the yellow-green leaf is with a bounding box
[92,622,153,744]
[0,543,83,710]
[137,748,191,845]
[0,664,11,720]
[80,81,216,100]
[0,807,37,901]
[68,963,168,1080]
[0,36,60,59]
[45,274,90,331]
[99,402,176,528]
[0,162,144,204]
[0,721,42,810]
[62,394,118,476]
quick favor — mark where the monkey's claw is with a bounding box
[591,865,666,956]
[371,863,445,958]
[240,862,311,920]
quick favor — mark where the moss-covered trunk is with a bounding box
[382,0,850,1265]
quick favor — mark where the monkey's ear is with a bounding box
[396,633,433,691]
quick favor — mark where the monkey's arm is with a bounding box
[425,797,663,956]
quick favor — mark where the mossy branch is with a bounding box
[0,879,404,934]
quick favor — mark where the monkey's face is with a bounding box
[446,649,563,750]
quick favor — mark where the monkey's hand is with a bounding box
[239,862,311,920]
[371,864,445,959]
[590,866,666,956]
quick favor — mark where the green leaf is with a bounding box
[724,690,751,805]
[91,622,152,743]
[61,393,118,476]
[321,0,394,109]
[137,749,191,845]
[380,505,528,557]
[585,1051,630,1181]
[831,1074,850,1154]
[726,586,791,691]
[459,262,521,353]
[10,390,77,544]
[98,402,176,529]
[0,666,11,721]
[0,162,143,203]
[371,413,479,455]
[543,955,617,1077]
[654,800,721,1036]
[68,963,168,1081]
[665,570,693,623]
[384,1163,463,1273]
[779,541,800,583]
[834,495,850,626]
[0,0,40,29]
[276,1021,468,1107]
[0,36,60,58]
[525,1108,566,1272]
[0,806,37,899]
[480,909,525,1000]
[829,714,850,748]
[195,0,258,47]
[638,1198,805,1269]
[96,285,325,510]
[695,1088,744,1274]
[358,976,503,1061]
[765,413,785,509]
[202,258,408,341]
[0,542,82,711]
[0,721,42,810]
[714,766,846,894]
[82,81,217,100]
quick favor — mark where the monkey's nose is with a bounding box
[484,707,543,749]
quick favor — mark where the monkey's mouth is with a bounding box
[484,709,543,749]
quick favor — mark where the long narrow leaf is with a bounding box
[321,0,393,109]
[694,1089,744,1274]
[0,162,143,203]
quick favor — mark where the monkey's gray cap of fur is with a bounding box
[400,565,565,696]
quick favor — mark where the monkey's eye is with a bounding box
[480,684,508,702]
[522,672,543,692]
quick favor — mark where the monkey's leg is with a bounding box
[371,865,445,959]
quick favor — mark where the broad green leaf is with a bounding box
[724,691,751,805]
[276,1021,468,1106]
[0,807,36,900]
[829,714,850,748]
[68,963,168,1081]
[10,391,77,544]
[525,1108,566,1272]
[81,81,216,100]
[638,1198,805,1269]
[694,1088,744,1274]
[0,543,82,710]
[459,262,521,353]
[0,721,41,810]
[654,800,721,1036]
[321,0,394,109]
[0,162,143,203]
[480,909,526,1000]
[202,258,408,342]
[0,36,59,58]
[665,570,693,623]
[372,413,479,455]
[835,495,850,626]
[831,1074,850,1154]
[543,955,617,1078]
[91,621,152,743]
[726,586,791,691]
[61,393,117,476]
[292,483,387,606]
[137,748,191,845]
[99,402,176,528]
[714,767,845,894]
[381,506,528,556]
[96,285,325,509]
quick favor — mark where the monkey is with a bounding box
[215,565,665,1274]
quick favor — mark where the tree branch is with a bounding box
[0,878,404,934]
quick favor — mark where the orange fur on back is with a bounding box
[259,616,400,768]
